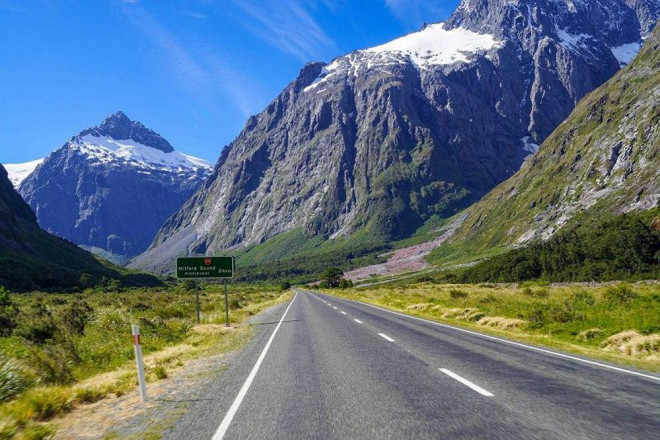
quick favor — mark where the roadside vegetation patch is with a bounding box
[601,331,660,359]
[321,282,660,370]
[0,284,288,439]
[477,317,526,330]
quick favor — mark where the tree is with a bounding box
[321,268,344,288]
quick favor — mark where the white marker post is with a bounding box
[131,325,148,402]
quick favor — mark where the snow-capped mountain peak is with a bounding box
[304,23,501,92]
[79,111,175,153]
[17,112,215,258]
[69,112,212,177]
[4,113,212,189]
[71,134,212,175]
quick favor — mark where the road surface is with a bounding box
[164,289,660,439]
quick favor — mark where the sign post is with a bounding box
[176,256,235,327]
[131,325,147,402]
[195,283,201,324]
[224,279,229,327]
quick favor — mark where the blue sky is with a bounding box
[0,0,459,164]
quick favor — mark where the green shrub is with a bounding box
[14,302,58,344]
[548,305,573,323]
[228,298,241,310]
[0,417,17,440]
[73,387,104,404]
[17,423,55,440]
[23,345,74,385]
[416,276,434,283]
[0,289,17,337]
[154,366,168,380]
[279,281,292,291]
[522,287,549,298]
[569,290,596,306]
[57,300,93,336]
[527,306,549,329]
[0,287,10,307]
[602,285,639,304]
[0,357,31,403]
[478,294,498,304]
[449,289,468,300]
[8,387,73,423]
[338,279,353,289]
[321,268,344,288]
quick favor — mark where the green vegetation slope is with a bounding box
[0,165,158,291]
[433,24,660,265]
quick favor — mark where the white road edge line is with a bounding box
[440,368,494,397]
[315,292,660,382]
[354,319,363,324]
[378,333,395,342]
[212,292,298,440]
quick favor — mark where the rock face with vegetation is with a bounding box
[0,164,139,291]
[135,0,657,274]
[17,112,212,261]
[448,23,660,256]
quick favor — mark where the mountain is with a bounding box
[16,111,212,261]
[435,21,660,263]
[0,164,157,291]
[134,0,658,274]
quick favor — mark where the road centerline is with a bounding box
[440,368,494,397]
[211,292,298,440]
[354,319,363,324]
[378,333,395,342]
[319,292,660,382]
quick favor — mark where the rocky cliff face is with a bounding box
[18,112,212,259]
[448,22,660,252]
[135,0,657,273]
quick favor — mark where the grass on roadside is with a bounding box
[0,285,291,439]
[321,282,660,371]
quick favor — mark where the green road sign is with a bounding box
[176,256,234,279]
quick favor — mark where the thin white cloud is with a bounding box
[181,11,207,19]
[123,5,210,88]
[385,0,449,28]
[120,3,264,118]
[229,0,338,62]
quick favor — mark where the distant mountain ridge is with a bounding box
[16,112,212,260]
[133,0,658,274]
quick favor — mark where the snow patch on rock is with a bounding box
[3,158,44,188]
[73,135,212,175]
[365,23,500,67]
[305,23,501,92]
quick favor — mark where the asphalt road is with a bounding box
[165,289,660,440]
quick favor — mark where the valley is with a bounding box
[1,0,659,439]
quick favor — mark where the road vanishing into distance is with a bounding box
[165,290,660,440]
